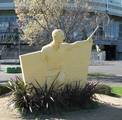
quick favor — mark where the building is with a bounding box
[0,0,30,59]
[68,0,122,60]
[89,0,122,60]
[1,0,122,60]
[0,0,17,42]
[0,0,19,59]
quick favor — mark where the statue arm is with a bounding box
[64,37,93,50]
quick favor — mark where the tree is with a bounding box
[14,0,95,47]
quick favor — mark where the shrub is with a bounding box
[7,67,22,73]
[94,84,112,95]
[16,67,22,73]
[7,76,98,115]
[7,67,12,73]
[94,84,121,97]
[0,84,11,96]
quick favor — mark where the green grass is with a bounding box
[111,87,122,96]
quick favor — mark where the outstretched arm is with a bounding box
[63,37,93,50]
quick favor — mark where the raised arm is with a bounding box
[63,37,93,50]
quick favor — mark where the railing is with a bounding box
[0,32,19,43]
[67,0,122,17]
[90,0,122,16]
[0,16,17,22]
[0,2,15,10]
[94,39,118,45]
[0,0,13,3]
[89,0,122,16]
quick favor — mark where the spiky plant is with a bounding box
[7,76,98,115]
[59,81,98,109]
[7,76,33,113]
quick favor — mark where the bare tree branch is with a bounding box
[14,0,95,46]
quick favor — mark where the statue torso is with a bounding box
[42,44,66,72]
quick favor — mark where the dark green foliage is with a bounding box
[7,67,22,73]
[16,67,22,73]
[95,84,121,97]
[7,67,12,73]
[0,84,11,96]
[95,84,112,95]
[8,76,98,115]
[7,77,30,112]
[59,82,98,109]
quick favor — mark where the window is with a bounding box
[119,23,122,39]
[104,21,119,39]
[0,22,9,31]
[68,0,74,3]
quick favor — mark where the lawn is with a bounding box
[111,87,122,96]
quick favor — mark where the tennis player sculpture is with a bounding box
[20,29,93,87]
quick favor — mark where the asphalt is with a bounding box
[0,61,122,85]
[89,61,122,76]
[0,64,21,83]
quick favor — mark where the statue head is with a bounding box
[52,29,65,44]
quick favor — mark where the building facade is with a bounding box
[68,0,122,60]
[1,0,122,60]
[89,0,122,60]
[0,0,17,42]
[0,0,22,59]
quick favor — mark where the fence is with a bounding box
[91,51,106,65]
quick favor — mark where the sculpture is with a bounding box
[20,29,93,87]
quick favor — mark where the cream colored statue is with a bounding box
[20,29,93,87]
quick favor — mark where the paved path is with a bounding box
[0,95,122,120]
[0,64,21,82]
[89,61,122,76]
[0,61,122,84]
[0,96,21,120]
[0,61,122,120]
[0,72,21,83]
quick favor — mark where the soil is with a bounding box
[0,94,122,120]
